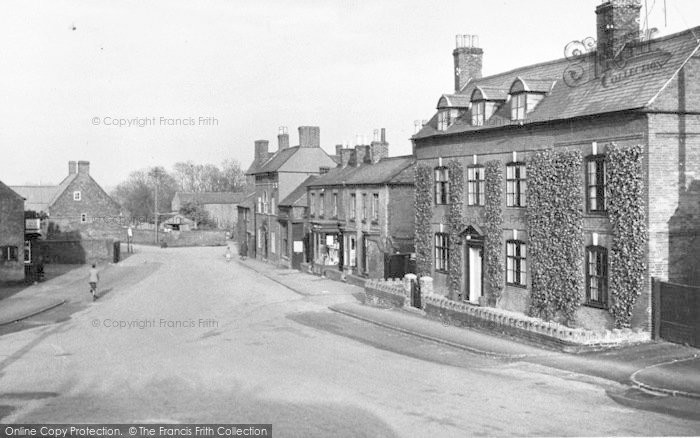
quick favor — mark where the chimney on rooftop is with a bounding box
[370,128,389,164]
[69,161,77,175]
[299,126,320,148]
[254,140,269,161]
[77,161,90,175]
[278,126,289,150]
[354,145,370,167]
[335,144,343,157]
[453,34,483,93]
[340,148,355,168]
[595,0,642,72]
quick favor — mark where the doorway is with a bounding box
[465,244,483,304]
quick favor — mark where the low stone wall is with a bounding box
[423,294,650,351]
[130,229,227,247]
[162,230,227,247]
[364,278,407,308]
[363,274,650,351]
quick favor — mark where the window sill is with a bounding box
[584,302,608,310]
[506,283,528,289]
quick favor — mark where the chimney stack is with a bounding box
[335,144,343,157]
[68,161,77,175]
[340,149,355,168]
[453,34,483,92]
[354,145,370,167]
[595,0,642,72]
[370,128,389,164]
[77,160,90,175]
[298,126,320,148]
[277,126,289,150]
[254,140,269,161]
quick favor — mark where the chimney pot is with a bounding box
[277,126,290,150]
[68,161,77,175]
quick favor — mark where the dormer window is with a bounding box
[511,93,526,121]
[508,77,553,121]
[437,109,458,131]
[470,87,507,127]
[471,101,485,126]
[436,95,469,131]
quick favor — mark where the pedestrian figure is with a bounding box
[239,239,248,260]
[225,245,232,262]
[89,263,99,300]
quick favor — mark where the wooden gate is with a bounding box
[384,253,416,280]
[653,278,700,347]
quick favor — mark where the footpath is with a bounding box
[238,253,700,420]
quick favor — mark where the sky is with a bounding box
[1,0,699,189]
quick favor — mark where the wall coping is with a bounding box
[364,277,651,348]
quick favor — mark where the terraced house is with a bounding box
[305,131,416,282]
[412,0,700,333]
[245,126,337,264]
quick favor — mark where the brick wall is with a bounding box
[0,185,25,281]
[37,239,116,264]
[415,113,650,331]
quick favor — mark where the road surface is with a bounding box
[1,245,698,437]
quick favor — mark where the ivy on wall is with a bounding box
[447,160,465,300]
[484,160,504,305]
[606,143,647,328]
[414,164,433,277]
[527,150,584,325]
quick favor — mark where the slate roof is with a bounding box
[278,176,317,207]
[256,147,299,173]
[0,181,24,202]
[415,26,700,139]
[236,192,256,210]
[306,156,415,188]
[9,185,60,212]
[246,145,337,176]
[174,191,246,205]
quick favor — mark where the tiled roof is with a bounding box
[9,185,60,212]
[415,26,700,139]
[278,176,317,207]
[307,156,415,187]
[175,191,246,205]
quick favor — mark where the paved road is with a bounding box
[1,246,699,437]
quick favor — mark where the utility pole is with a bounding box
[151,167,162,245]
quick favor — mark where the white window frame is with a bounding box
[80,213,88,223]
[73,191,81,201]
[511,93,526,121]
[471,101,485,126]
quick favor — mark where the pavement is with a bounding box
[0,265,89,326]
[235,252,700,405]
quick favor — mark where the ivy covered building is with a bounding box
[412,0,700,332]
